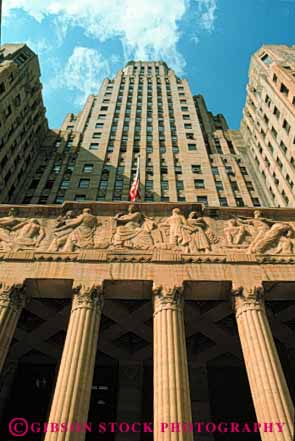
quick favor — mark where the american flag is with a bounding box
[129,156,141,202]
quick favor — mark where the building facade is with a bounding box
[241,44,295,208]
[0,44,48,204]
[0,46,295,441]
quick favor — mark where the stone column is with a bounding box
[45,283,103,441]
[0,282,25,375]
[153,285,193,441]
[116,363,143,441]
[233,286,294,441]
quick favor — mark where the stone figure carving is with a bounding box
[48,211,75,252]
[0,209,22,250]
[11,218,46,250]
[185,212,217,253]
[227,210,295,254]
[112,205,156,249]
[0,209,46,251]
[160,208,190,248]
[224,219,248,246]
[159,209,218,252]
[50,208,97,252]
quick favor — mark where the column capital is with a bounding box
[152,283,184,314]
[0,282,26,311]
[72,282,104,312]
[231,285,264,317]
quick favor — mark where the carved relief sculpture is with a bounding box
[49,208,97,252]
[228,210,295,254]
[112,205,156,249]
[186,212,218,253]
[159,208,190,248]
[0,209,45,251]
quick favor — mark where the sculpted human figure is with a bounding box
[185,212,212,253]
[53,208,97,252]
[224,219,247,246]
[160,208,190,248]
[0,208,23,250]
[275,229,294,254]
[112,205,155,249]
[236,210,293,254]
[254,221,293,254]
[11,218,46,250]
[48,211,75,252]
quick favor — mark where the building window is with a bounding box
[197,196,208,206]
[252,198,261,207]
[219,197,228,206]
[273,106,280,119]
[273,74,278,83]
[176,181,184,190]
[283,119,291,134]
[75,195,86,201]
[89,143,99,150]
[280,141,287,154]
[55,196,64,204]
[83,164,93,173]
[271,127,277,139]
[260,53,272,64]
[60,180,70,189]
[216,181,224,191]
[194,179,205,189]
[192,164,202,174]
[95,123,104,129]
[188,143,197,151]
[280,83,289,97]
[79,179,90,189]
[93,132,102,139]
[235,198,244,207]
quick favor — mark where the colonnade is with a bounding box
[0,281,294,440]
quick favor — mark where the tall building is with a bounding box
[5,59,265,208]
[0,46,294,441]
[0,44,48,203]
[241,44,295,208]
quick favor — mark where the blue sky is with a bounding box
[3,0,294,129]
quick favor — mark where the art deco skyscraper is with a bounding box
[7,60,265,207]
[241,44,295,207]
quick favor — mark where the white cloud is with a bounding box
[195,0,217,31]
[4,0,218,105]
[3,0,218,74]
[56,47,110,105]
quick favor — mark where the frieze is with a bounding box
[0,203,295,264]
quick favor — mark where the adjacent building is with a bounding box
[0,44,48,203]
[241,44,295,207]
